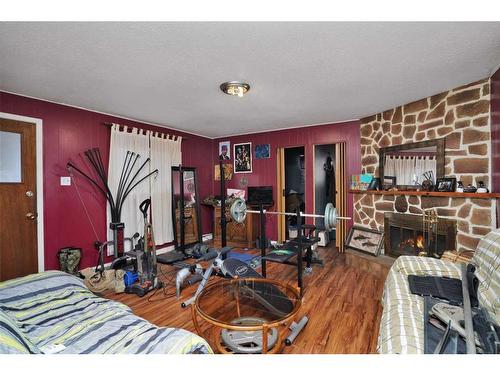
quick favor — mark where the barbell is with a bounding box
[229,198,351,231]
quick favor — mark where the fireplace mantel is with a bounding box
[349,190,500,199]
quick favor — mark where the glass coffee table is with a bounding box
[191,278,304,354]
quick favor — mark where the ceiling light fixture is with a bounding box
[220,81,250,98]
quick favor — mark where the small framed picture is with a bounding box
[435,177,456,192]
[367,177,381,191]
[383,175,396,190]
[219,141,230,160]
[346,226,384,256]
[234,142,252,173]
[255,144,270,159]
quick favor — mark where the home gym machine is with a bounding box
[67,148,158,271]
[229,197,349,295]
[157,165,204,265]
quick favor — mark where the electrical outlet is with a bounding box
[60,176,71,186]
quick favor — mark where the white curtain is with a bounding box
[415,156,437,184]
[384,155,437,186]
[150,132,182,245]
[107,125,151,252]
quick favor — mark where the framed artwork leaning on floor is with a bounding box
[345,226,384,256]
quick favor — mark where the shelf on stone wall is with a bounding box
[348,189,500,199]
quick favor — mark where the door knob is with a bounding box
[26,212,37,220]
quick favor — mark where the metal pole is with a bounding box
[219,160,227,258]
[260,203,266,278]
[296,207,303,296]
[461,263,476,354]
[245,209,349,220]
[179,165,186,254]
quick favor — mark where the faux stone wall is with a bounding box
[355,78,496,253]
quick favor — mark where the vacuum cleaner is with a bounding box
[111,198,163,297]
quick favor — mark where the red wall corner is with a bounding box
[0,91,215,270]
[211,121,362,240]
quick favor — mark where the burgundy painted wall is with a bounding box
[0,92,214,270]
[212,121,362,240]
[491,68,500,226]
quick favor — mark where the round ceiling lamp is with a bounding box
[220,81,250,97]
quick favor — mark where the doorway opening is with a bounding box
[313,143,347,250]
[314,144,336,241]
[276,146,306,241]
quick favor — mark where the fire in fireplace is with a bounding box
[384,212,456,258]
[398,234,424,254]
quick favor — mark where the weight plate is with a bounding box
[221,316,278,354]
[230,198,247,223]
[324,203,337,231]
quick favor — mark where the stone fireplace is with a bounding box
[354,77,496,254]
[384,212,457,258]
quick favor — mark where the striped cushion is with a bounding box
[0,271,212,354]
[378,271,424,354]
[390,255,462,279]
[0,308,40,354]
[471,230,500,322]
[378,228,500,354]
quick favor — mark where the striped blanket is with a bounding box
[0,271,212,354]
[377,228,500,354]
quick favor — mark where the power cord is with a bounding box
[146,265,178,302]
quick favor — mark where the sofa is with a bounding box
[377,228,500,354]
[0,271,213,354]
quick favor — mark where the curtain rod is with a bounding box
[103,122,187,141]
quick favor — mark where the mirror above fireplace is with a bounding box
[379,138,445,189]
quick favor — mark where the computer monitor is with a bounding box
[247,186,273,206]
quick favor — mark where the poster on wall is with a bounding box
[214,163,233,181]
[218,141,231,160]
[234,142,252,173]
[255,144,270,159]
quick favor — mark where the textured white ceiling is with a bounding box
[1,22,500,138]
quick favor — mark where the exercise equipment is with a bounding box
[67,148,158,258]
[192,277,304,354]
[284,316,309,346]
[219,160,228,250]
[187,243,211,259]
[158,165,203,265]
[228,198,351,293]
[229,198,347,231]
[179,247,308,353]
[221,317,279,353]
[180,247,232,308]
[175,263,203,298]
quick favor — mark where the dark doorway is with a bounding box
[314,144,336,238]
[284,146,305,239]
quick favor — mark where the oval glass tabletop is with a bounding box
[195,278,302,327]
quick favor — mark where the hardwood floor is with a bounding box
[105,245,390,354]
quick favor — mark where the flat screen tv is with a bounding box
[247,186,273,206]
